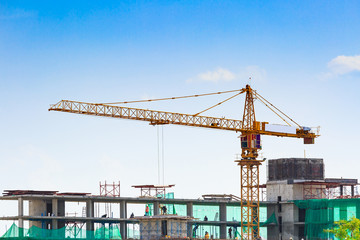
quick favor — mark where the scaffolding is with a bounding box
[132,185,175,198]
[136,215,189,240]
[294,181,359,200]
[99,181,120,197]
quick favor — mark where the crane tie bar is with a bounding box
[98,89,244,105]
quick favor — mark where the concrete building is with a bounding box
[0,158,358,240]
[265,158,358,240]
[0,192,270,239]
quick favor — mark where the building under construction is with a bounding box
[0,85,351,240]
[0,158,358,240]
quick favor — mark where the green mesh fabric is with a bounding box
[226,206,268,238]
[260,212,277,226]
[147,192,180,215]
[191,205,269,239]
[1,223,122,239]
[294,198,360,240]
[164,192,176,215]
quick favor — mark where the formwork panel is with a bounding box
[268,158,324,181]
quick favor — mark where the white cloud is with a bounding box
[326,55,360,77]
[193,68,236,83]
[187,66,267,83]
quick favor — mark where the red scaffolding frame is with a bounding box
[99,181,120,197]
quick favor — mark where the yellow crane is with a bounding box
[49,84,318,239]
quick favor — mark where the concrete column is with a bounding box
[153,201,159,216]
[219,203,227,239]
[52,199,58,229]
[351,185,355,196]
[18,197,24,237]
[29,200,47,228]
[120,201,127,239]
[57,200,65,229]
[186,202,193,217]
[18,197,24,227]
[340,185,344,196]
[186,202,193,238]
[86,200,94,239]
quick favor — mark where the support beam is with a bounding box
[340,185,344,196]
[186,202,193,238]
[186,202,193,217]
[120,201,127,239]
[153,202,159,216]
[52,199,58,229]
[86,200,94,239]
[18,197,24,237]
[220,203,227,239]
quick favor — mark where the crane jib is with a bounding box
[49,100,317,141]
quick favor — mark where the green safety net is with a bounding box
[1,223,122,239]
[145,192,178,216]
[226,206,268,238]
[142,194,275,239]
[260,212,277,226]
[193,205,220,238]
[191,205,269,239]
[294,198,360,240]
[164,193,177,215]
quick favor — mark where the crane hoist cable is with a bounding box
[157,125,166,186]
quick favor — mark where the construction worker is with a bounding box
[162,205,167,214]
[192,224,199,238]
[145,205,150,216]
[228,227,232,239]
[205,231,209,239]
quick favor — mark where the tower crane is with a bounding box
[49,84,318,240]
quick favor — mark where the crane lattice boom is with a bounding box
[49,100,316,140]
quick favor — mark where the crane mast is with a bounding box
[238,85,262,239]
[49,85,318,240]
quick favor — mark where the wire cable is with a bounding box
[193,90,245,116]
[254,91,301,128]
[99,89,244,105]
[254,92,291,126]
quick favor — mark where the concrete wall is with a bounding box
[267,181,305,201]
[29,200,48,228]
[139,219,187,240]
[266,203,304,240]
[167,220,187,238]
[268,158,324,181]
[266,203,279,240]
[266,182,307,240]
[29,199,65,229]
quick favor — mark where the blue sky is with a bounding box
[0,0,360,221]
